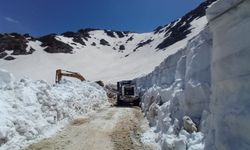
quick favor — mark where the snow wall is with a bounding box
[136,0,250,149]
[135,27,212,149]
[205,0,250,150]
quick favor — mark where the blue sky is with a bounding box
[0,0,203,36]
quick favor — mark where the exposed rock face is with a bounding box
[4,56,16,61]
[133,39,153,51]
[77,28,96,41]
[39,34,73,53]
[104,30,116,38]
[61,28,99,44]
[0,52,8,59]
[126,36,134,43]
[0,33,33,56]
[115,31,125,38]
[104,30,130,38]
[119,45,125,51]
[39,29,102,54]
[61,32,86,46]
[156,0,217,50]
[100,39,110,46]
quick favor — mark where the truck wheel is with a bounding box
[117,95,123,106]
[133,99,140,106]
[117,100,123,106]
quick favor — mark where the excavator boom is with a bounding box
[55,69,104,87]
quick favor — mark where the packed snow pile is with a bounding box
[0,69,108,150]
[136,28,212,150]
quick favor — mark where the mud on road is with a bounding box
[111,107,144,150]
[25,107,153,150]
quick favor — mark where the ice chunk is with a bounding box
[0,69,15,88]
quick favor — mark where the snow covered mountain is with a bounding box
[0,0,216,83]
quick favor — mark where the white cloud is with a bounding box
[4,17,19,24]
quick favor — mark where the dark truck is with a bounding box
[117,80,140,106]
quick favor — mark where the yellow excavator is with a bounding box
[55,69,104,87]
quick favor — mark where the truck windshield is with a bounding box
[124,87,134,96]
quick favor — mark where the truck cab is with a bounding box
[117,80,140,106]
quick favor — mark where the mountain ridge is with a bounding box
[0,0,216,60]
[0,0,217,83]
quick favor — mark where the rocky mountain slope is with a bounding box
[0,0,216,83]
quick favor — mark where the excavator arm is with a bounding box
[55,69,104,87]
[55,69,85,83]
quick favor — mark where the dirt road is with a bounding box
[25,107,153,150]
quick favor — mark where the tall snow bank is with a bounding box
[0,70,108,150]
[205,0,250,149]
[136,28,212,150]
